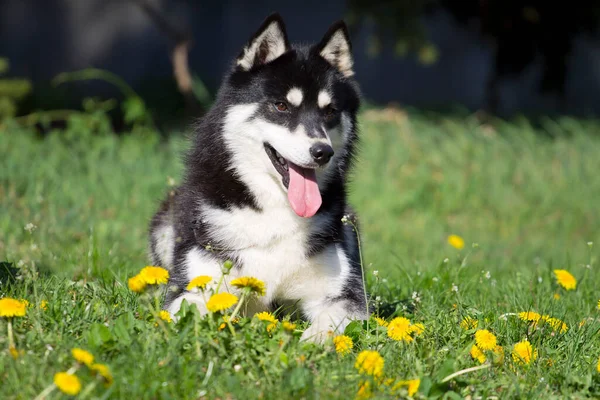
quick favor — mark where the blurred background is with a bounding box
[3,0,600,129]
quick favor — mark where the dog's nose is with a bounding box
[310,143,334,166]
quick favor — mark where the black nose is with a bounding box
[310,143,334,166]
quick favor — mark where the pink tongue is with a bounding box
[287,163,322,218]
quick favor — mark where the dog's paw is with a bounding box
[300,324,336,344]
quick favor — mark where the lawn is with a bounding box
[1,106,600,399]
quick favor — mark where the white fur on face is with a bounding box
[320,30,354,77]
[237,21,287,71]
[286,87,303,107]
[318,91,332,109]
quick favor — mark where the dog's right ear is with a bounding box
[236,13,290,71]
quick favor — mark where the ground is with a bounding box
[1,106,600,399]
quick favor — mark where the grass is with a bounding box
[2,105,600,399]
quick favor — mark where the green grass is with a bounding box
[2,107,600,399]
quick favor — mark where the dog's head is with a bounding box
[221,13,360,218]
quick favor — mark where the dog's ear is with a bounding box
[314,21,354,78]
[236,13,290,71]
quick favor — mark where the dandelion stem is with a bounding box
[78,380,98,399]
[33,384,56,400]
[227,291,247,337]
[7,319,14,349]
[440,364,491,383]
[345,217,369,333]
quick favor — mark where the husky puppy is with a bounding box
[148,13,367,343]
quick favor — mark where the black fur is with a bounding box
[148,13,367,320]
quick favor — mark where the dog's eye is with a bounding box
[274,102,289,112]
[324,106,337,119]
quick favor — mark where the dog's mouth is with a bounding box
[264,143,322,218]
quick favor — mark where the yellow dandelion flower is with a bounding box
[230,276,266,296]
[206,292,238,312]
[0,297,27,317]
[356,380,372,399]
[127,274,146,293]
[597,356,600,373]
[512,340,538,365]
[597,299,600,310]
[553,293,560,300]
[71,348,94,367]
[394,379,420,397]
[255,311,277,323]
[579,319,587,328]
[553,269,576,290]
[355,350,384,377]
[333,335,353,355]
[186,275,212,291]
[518,311,541,323]
[470,345,486,363]
[410,323,425,335]
[158,310,172,323]
[90,363,113,386]
[474,329,497,351]
[54,372,82,396]
[9,346,22,359]
[139,266,169,285]
[460,316,478,330]
[374,316,388,327]
[40,300,48,311]
[447,234,465,250]
[546,358,554,367]
[541,315,568,334]
[282,321,296,332]
[255,311,278,332]
[387,317,414,342]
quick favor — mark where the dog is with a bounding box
[148,13,368,343]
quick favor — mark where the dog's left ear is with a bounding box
[314,21,354,77]
[236,13,290,71]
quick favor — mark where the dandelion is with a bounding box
[394,379,420,397]
[518,311,541,323]
[541,315,568,334]
[333,335,353,355]
[460,316,478,330]
[374,316,388,327]
[54,372,82,396]
[139,266,169,285]
[553,269,576,290]
[255,311,278,332]
[410,323,425,335]
[387,317,414,342]
[0,297,27,317]
[470,345,486,364]
[40,300,48,311]
[553,293,560,300]
[448,234,465,250]
[282,321,296,332]
[512,340,538,365]
[90,363,114,386]
[206,293,238,313]
[356,381,372,399]
[127,274,147,293]
[186,275,212,291]
[158,310,172,323]
[597,356,600,373]
[474,329,497,351]
[71,348,94,367]
[597,299,600,310]
[230,276,266,296]
[355,350,384,377]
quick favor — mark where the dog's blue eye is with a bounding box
[274,102,289,112]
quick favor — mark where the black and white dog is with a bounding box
[148,13,367,343]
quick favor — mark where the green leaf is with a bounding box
[87,323,113,348]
